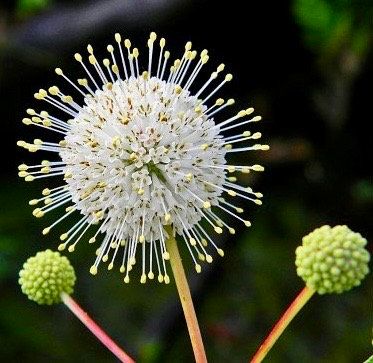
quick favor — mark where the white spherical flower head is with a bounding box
[18,32,268,283]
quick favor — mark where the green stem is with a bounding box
[250,286,315,363]
[165,226,208,363]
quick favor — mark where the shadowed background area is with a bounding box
[0,0,372,362]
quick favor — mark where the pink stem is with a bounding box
[61,292,135,363]
[250,286,315,363]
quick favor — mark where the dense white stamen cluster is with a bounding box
[18,32,268,283]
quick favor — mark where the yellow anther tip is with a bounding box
[74,53,82,62]
[48,86,59,95]
[90,266,98,275]
[225,74,233,81]
[202,55,209,64]
[42,188,51,196]
[55,68,63,75]
[244,220,252,227]
[198,253,205,261]
[42,227,50,235]
[165,213,171,223]
[60,233,68,241]
[88,55,96,64]
[54,241,65,250]
[252,164,265,172]
[163,251,170,260]
[203,201,211,209]
[195,264,202,273]
[217,63,225,72]
[214,227,223,234]
[139,235,145,243]
[206,255,213,263]
[140,274,147,284]
[218,249,225,257]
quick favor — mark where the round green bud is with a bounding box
[295,225,370,294]
[19,249,76,305]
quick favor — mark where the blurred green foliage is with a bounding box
[293,0,371,57]
[17,0,52,16]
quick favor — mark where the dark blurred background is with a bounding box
[0,0,372,362]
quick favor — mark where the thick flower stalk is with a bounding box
[18,32,268,283]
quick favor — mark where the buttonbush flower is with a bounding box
[251,225,370,363]
[295,225,370,294]
[19,249,76,305]
[18,32,268,283]
[19,250,135,362]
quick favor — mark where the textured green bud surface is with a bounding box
[295,225,370,294]
[19,249,76,305]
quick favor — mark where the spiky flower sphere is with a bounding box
[19,249,76,305]
[18,32,268,283]
[295,225,370,294]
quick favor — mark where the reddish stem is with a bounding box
[250,286,315,363]
[61,292,135,363]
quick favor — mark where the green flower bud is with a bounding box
[19,249,76,305]
[295,225,370,294]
